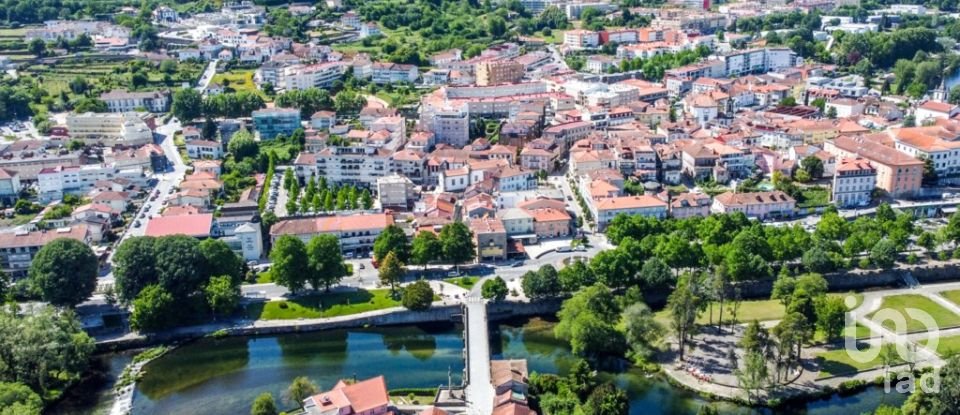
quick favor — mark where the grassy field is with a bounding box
[210,70,265,97]
[921,334,960,357]
[444,276,479,290]
[798,186,830,209]
[940,290,960,307]
[654,294,863,327]
[389,389,437,405]
[248,289,402,320]
[868,294,960,333]
[816,344,902,378]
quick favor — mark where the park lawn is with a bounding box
[249,289,402,320]
[255,270,272,284]
[814,322,872,343]
[445,276,479,290]
[939,290,960,307]
[816,345,902,378]
[921,334,960,357]
[655,293,862,327]
[868,294,960,333]
[211,70,265,97]
[798,186,830,208]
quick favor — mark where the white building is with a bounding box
[915,101,960,123]
[376,173,415,208]
[564,30,600,49]
[66,112,154,146]
[38,163,143,202]
[718,48,797,77]
[370,62,419,84]
[832,158,876,207]
[233,222,263,261]
[590,195,668,231]
[278,62,347,91]
[100,90,170,113]
[186,140,224,159]
[294,146,393,187]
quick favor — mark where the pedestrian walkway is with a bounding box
[464,297,494,415]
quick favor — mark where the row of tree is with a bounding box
[282,170,374,215]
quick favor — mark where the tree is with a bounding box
[870,238,898,268]
[113,236,157,303]
[285,377,318,410]
[410,231,442,270]
[780,96,797,107]
[481,277,508,301]
[439,222,475,272]
[270,235,310,293]
[522,265,562,299]
[28,238,98,307]
[801,246,834,273]
[487,16,507,37]
[667,275,700,361]
[306,234,347,291]
[0,307,93,395]
[360,189,373,210]
[826,106,838,119]
[582,383,629,415]
[736,351,768,404]
[402,280,434,311]
[555,284,624,356]
[171,88,204,122]
[205,275,240,317]
[801,155,824,179]
[378,251,404,292]
[28,38,45,57]
[250,392,278,415]
[130,285,176,331]
[228,130,259,162]
[373,225,411,263]
[558,259,595,292]
[923,156,939,185]
[622,302,661,359]
[814,295,846,342]
[639,257,673,291]
[154,235,206,299]
[199,239,242,284]
[0,382,42,415]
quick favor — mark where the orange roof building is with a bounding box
[269,213,395,254]
[303,376,389,415]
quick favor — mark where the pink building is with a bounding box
[527,207,571,238]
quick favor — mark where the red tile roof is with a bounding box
[144,213,213,238]
[306,376,389,414]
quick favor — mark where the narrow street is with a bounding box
[464,298,494,415]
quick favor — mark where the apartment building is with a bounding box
[825,135,923,197]
[719,48,797,77]
[100,90,170,113]
[471,217,508,261]
[420,106,471,148]
[370,62,419,84]
[0,169,20,205]
[185,140,224,159]
[0,225,90,278]
[476,59,524,86]
[890,125,960,183]
[270,213,394,256]
[833,157,876,208]
[295,145,393,187]
[591,195,668,231]
[66,112,154,146]
[252,108,301,139]
[376,173,416,209]
[543,121,593,151]
[711,190,796,219]
[279,62,347,90]
[564,29,600,49]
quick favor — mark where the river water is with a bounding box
[53,317,907,415]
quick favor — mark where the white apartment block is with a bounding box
[564,30,600,49]
[718,48,797,77]
[296,146,393,187]
[420,107,471,148]
[38,163,143,202]
[370,62,419,84]
[100,90,170,113]
[833,158,876,208]
[279,62,347,91]
[66,112,154,147]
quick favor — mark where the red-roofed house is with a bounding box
[916,101,960,123]
[144,213,214,238]
[832,158,876,207]
[270,213,394,255]
[303,376,389,415]
[590,195,668,231]
[525,208,571,238]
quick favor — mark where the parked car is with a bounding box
[510,261,524,267]
[133,220,141,228]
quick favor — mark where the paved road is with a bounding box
[195,60,219,92]
[464,297,494,415]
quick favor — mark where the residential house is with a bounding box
[302,376,389,415]
[711,190,796,219]
[832,157,876,207]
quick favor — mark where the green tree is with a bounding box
[28,238,98,307]
[736,350,768,404]
[154,235,206,299]
[522,265,563,299]
[555,283,624,356]
[171,88,204,122]
[228,129,259,162]
[360,189,373,210]
[622,302,661,359]
[112,236,157,303]
[558,259,595,292]
[205,275,240,317]
[378,251,404,292]
[870,238,898,268]
[306,234,347,291]
[801,155,824,179]
[481,276,508,301]
[199,238,243,284]
[582,383,629,415]
[439,222,475,272]
[814,295,846,342]
[285,376,318,410]
[402,280,434,311]
[923,156,939,185]
[0,382,42,415]
[0,307,93,395]
[270,235,310,293]
[373,225,411,263]
[667,275,700,361]
[801,245,834,273]
[28,38,45,57]
[250,392,278,415]
[130,285,176,331]
[410,231,442,269]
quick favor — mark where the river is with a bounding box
[52,317,907,415]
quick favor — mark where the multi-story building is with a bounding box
[891,125,960,183]
[185,140,223,159]
[270,213,394,256]
[711,190,796,219]
[376,173,415,209]
[295,145,393,187]
[100,90,170,113]
[0,169,20,205]
[476,59,524,86]
[278,62,347,91]
[564,29,600,49]
[37,164,144,202]
[370,62,419,84]
[591,195,668,231]
[825,135,923,197]
[471,217,508,261]
[718,48,797,77]
[66,112,154,146]
[527,207,571,238]
[833,157,876,207]
[420,106,471,148]
[0,225,90,278]
[252,108,301,139]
